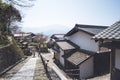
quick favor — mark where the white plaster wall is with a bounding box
[115,49,120,70]
[79,57,94,79]
[60,49,65,67]
[69,31,98,52]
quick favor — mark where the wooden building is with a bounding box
[53,40,79,69]
[93,21,120,80]
[49,34,65,48]
[51,34,65,41]
[13,32,35,42]
[65,49,95,79]
[64,24,110,79]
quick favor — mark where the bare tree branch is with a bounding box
[5,0,34,7]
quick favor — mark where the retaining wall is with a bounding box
[0,44,22,73]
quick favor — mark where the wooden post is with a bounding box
[110,48,115,80]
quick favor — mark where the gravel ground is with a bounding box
[33,57,48,80]
[31,52,61,80]
[41,52,72,80]
[87,73,110,80]
[47,67,61,80]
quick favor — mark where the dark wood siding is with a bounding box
[65,60,79,79]
[54,52,60,61]
[65,60,78,69]
[111,48,115,80]
[112,68,120,80]
[94,52,110,76]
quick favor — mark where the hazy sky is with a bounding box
[21,0,120,33]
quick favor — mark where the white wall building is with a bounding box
[65,24,108,79]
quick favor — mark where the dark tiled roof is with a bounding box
[65,24,108,36]
[56,40,80,51]
[54,34,64,38]
[66,49,95,66]
[56,41,75,50]
[14,33,31,37]
[67,40,80,49]
[67,51,91,65]
[51,34,64,39]
[93,21,120,40]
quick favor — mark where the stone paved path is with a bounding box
[0,57,30,80]
[10,57,37,80]
[0,55,48,80]
[0,51,63,80]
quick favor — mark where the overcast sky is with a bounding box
[21,0,120,33]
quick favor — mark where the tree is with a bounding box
[35,33,48,44]
[34,33,49,52]
[0,2,22,35]
[0,1,22,43]
[9,22,22,33]
[5,0,34,7]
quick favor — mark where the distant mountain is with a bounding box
[40,25,72,36]
[22,25,72,36]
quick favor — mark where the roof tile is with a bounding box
[56,41,75,50]
[67,51,90,65]
[93,21,120,40]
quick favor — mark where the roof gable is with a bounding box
[65,24,108,36]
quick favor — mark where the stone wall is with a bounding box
[0,44,22,72]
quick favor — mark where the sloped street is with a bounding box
[0,54,48,80]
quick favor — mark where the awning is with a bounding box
[56,41,75,50]
[67,51,90,65]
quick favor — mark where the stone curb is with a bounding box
[0,57,27,76]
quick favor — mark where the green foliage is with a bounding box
[0,1,23,56]
[0,1,22,36]
[30,42,39,47]
[0,35,10,47]
[11,37,24,57]
[0,40,10,48]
